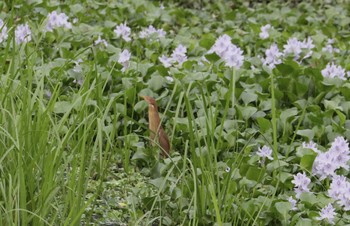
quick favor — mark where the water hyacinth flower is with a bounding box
[118,49,131,72]
[114,22,131,42]
[139,25,166,39]
[262,43,282,68]
[159,55,172,68]
[257,145,273,160]
[94,36,108,47]
[159,44,188,68]
[292,172,311,198]
[259,24,271,39]
[209,34,244,69]
[302,140,321,153]
[288,196,298,211]
[329,176,348,202]
[15,23,31,44]
[321,62,346,80]
[0,19,8,43]
[329,176,350,211]
[171,44,187,66]
[312,137,350,180]
[322,39,340,54]
[46,11,72,32]
[316,203,336,225]
[283,37,314,61]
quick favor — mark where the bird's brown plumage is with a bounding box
[141,95,170,157]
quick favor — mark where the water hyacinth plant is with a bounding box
[0,0,350,225]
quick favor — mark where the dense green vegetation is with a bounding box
[1,0,350,225]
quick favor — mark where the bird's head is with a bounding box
[140,95,158,108]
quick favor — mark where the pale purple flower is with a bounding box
[0,19,8,43]
[288,196,298,210]
[95,36,108,47]
[316,203,336,225]
[292,172,311,198]
[302,141,321,153]
[312,137,350,180]
[114,22,131,42]
[171,44,187,66]
[15,23,31,44]
[159,55,173,68]
[321,63,346,80]
[283,37,302,60]
[292,172,311,189]
[322,39,340,54]
[223,45,244,68]
[300,37,314,59]
[118,49,131,72]
[209,34,244,69]
[328,175,348,201]
[257,145,273,160]
[262,43,282,68]
[259,24,271,39]
[283,37,314,61]
[46,11,72,32]
[139,25,166,39]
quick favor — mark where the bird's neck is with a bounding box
[148,105,161,132]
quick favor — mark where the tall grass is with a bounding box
[0,38,119,225]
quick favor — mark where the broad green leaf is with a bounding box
[296,129,315,140]
[54,101,72,114]
[275,202,291,220]
[148,75,165,91]
[255,118,271,133]
[300,154,317,172]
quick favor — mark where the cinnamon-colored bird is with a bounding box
[141,95,170,157]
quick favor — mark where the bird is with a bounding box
[140,95,170,157]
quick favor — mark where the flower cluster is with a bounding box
[114,22,131,42]
[262,43,282,68]
[292,172,311,198]
[46,11,72,32]
[15,23,31,44]
[316,203,336,225]
[259,24,271,39]
[118,49,131,72]
[322,39,340,54]
[139,25,166,39]
[312,136,350,180]
[328,175,350,211]
[159,44,187,68]
[283,37,314,61]
[209,34,244,69]
[0,19,8,43]
[256,145,273,160]
[321,63,347,80]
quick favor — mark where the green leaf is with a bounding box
[335,110,346,126]
[295,218,312,226]
[54,101,72,114]
[300,192,318,206]
[256,118,271,133]
[246,165,265,182]
[296,129,315,140]
[148,75,165,91]
[300,154,317,172]
[275,202,291,220]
